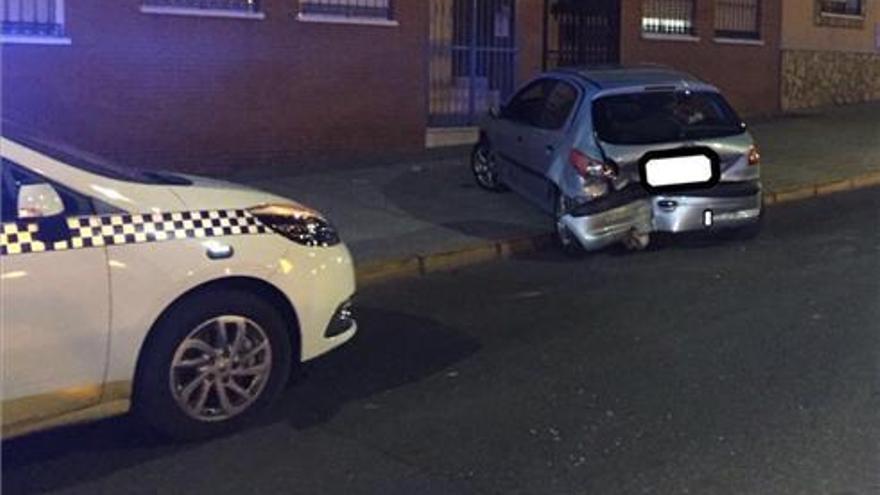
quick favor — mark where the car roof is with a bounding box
[547,65,706,90]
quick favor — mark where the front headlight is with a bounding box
[248,203,340,247]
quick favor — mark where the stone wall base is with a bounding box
[782,49,880,111]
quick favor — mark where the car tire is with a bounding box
[555,192,585,257]
[471,139,508,192]
[134,289,293,441]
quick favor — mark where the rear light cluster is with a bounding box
[748,145,761,166]
[569,149,617,179]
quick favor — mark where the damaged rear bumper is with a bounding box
[561,182,762,251]
[561,199,653,251]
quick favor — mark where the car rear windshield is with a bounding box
[592,91,745,145]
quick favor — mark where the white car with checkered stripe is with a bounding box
[1,128,357,440]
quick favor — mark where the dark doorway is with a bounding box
[543,0,621,69]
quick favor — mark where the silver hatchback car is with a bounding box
[471,66,763,253]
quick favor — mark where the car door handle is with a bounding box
[545,145,555,155]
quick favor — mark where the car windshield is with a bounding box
[592,90,745,145]
[1,124,190,185]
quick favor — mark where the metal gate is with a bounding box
[429,0,517,127]
[543,0,620,69]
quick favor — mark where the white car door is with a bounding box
[1,158,111,428]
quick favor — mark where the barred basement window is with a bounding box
[715,0,761,39]
[299,0,394,21]
[2,0,66,40]
[819,0,863,16]
[641,0,696,36]
[141,0,262,15]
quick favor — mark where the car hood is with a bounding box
[167,174,299,211]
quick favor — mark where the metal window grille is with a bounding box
[141,0,261,13]
[543,0,620,69]
[715,0,760,39]
[428,0,517,127]
[299,0,394,19]
[819,0,862,16]
[641,0,695,36]
[1,0,64,37]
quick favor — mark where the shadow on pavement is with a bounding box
[379,161,547,242]
[1,307,480,494]
[271,306,481,430]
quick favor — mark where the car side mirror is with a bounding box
[17,183,64,219]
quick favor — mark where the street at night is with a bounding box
[3,0,880,492]
[4,189,878,495]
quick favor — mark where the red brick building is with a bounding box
[1,0,781,171]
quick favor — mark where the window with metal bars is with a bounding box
[819,0,863,16]
[715,0,761,39]
[299,0,394,20]
[1,0,65,38]
[141,0,261,13]
[641,0,696,36]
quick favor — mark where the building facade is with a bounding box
[780,0,880,110]
[3,0,783,171]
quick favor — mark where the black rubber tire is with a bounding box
[554,192,585,257]
[134,289,292,441]
[471,140,508,192]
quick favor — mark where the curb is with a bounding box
[356,170,880,286]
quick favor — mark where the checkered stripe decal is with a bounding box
[0,209,270,256]
[1,222,55,255]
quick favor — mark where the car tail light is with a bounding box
[569,149,615,178]
[748,145,761,166]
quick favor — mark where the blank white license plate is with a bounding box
[644,154,713,188]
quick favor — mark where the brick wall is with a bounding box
[620,0,782,117]
[516,0,544,85]
[2,1,430,171]
[3,0,787,172]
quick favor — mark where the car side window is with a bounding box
[0,158,93,223]
[502,79,555,126]
[537,81,579,130]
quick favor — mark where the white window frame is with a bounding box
[818,0,865,19]
[1,0,71,45]
[714,0,762,42]
[140,0,265,20]
[296,0,398,27]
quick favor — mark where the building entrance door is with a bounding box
[428,0,518,127]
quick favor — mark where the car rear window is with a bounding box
[592,91,745,145]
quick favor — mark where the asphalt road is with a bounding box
[3,188,879,495]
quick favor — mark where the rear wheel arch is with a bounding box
[131,276,302,407]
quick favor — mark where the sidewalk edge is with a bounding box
[357,171,880,286]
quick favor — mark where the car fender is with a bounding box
[103,234,291,390]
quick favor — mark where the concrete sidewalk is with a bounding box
[224,102,880,282]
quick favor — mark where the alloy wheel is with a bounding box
[473,143,500,189]
[170,315,273,422]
